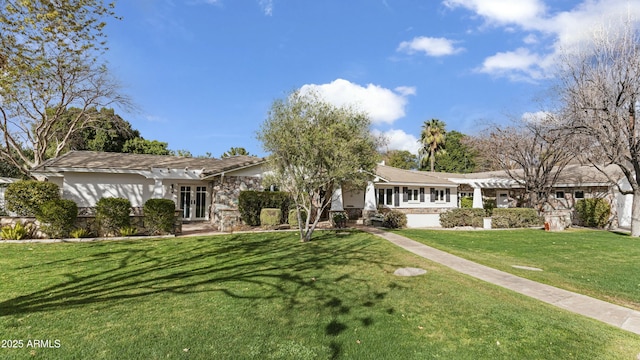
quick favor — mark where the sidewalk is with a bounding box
[363,227,640,335]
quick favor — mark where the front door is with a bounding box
[179,185,208,220]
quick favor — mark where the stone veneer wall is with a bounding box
[210,176,263,229]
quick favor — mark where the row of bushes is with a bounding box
[441,198,612,229]
[1,180,176,239]
[440,208,543,228]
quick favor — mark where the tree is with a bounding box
[434,130,477,173]
[556,18,640,236]
[0,0,128,177]
[122,138,172,155]
[382,150,418,170]
[419,119,446,172]
[46,107,140,155]
[221,147,254,158]
[257,91,380,242]
[477,117,576,209]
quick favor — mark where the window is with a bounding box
[377,188,394,206]
[574,190,585,199]
[430,188,451,203]
[555,191,565,199]
[407,189,419,201]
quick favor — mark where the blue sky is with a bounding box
[104,0,640,157]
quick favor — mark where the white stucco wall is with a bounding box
[62,173,164,207]
[406,214,441,228]
[225,165,264,177]
[343,189,365,209]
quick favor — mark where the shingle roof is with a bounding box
[375,165,457,186]
[31,151,264,176]
[427,164,623,186]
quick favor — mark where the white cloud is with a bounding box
[477,47,548,81]
[443,0,546,26]
[373,129,421,154]
[258,0,273,15]
[397,36,464,57]
[446,0,640,83]
[299,79,414,125]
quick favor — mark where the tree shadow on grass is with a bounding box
[1,231,412,359]
[0,231,402,317]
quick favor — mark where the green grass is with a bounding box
[397,228,640,310]
[0,230,638,359]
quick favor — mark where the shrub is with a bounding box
[0,222,35,240]
[332,211,348,228]
[575,198,611,228]
[483,199,495,216]
[36,199,78,238]
[288,209,307,227]
[96,197,131,236]
[460,196,473,208]
[119,226,138,236]
[439,208,485,228]
[239,191,290,226]
[143,198,176,235]
[260,208,282,227]
[70,228,91,239]
[5,180,60,216]
[492,208,543,228]
[383,210,407,229]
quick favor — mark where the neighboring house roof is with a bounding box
[30,151,265,179]
[374,165,457,187]
[428,164,623,188]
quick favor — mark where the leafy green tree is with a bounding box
[122,138,172,155]
[383,150,418,170]
[221,147,254,158]
[434,131,477,173]
[419,119,446,172]
[0,0,127,177]
[257,91,380,242]
[46,108,140,155]
[171,149,193,157]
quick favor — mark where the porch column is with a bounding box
[364,181,377,211]
[472,187,483,208]
[330,186,344,211]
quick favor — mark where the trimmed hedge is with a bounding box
[288,209,307,227]
[5,180,60,216]
[260,208,282,226]
[492,208,542,228]
[460,196,473,208]
[440,208,485,228]
[383,210,407,229]
[239,191,290,226]
[575,198,611,228]
[96,197,131,236]
[144,198,176,235]
[36,198,78,238]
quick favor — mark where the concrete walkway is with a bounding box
[363,227,640,335]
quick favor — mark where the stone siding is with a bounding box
[210,176,263,229]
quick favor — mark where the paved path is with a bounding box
[363,227,640,335]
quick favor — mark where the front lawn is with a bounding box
[397,228,640,310]
[0,231,638,359]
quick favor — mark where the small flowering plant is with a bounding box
[332,211,349,228]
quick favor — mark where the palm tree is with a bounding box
[221,147,253,158]
[419,119,446,172]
